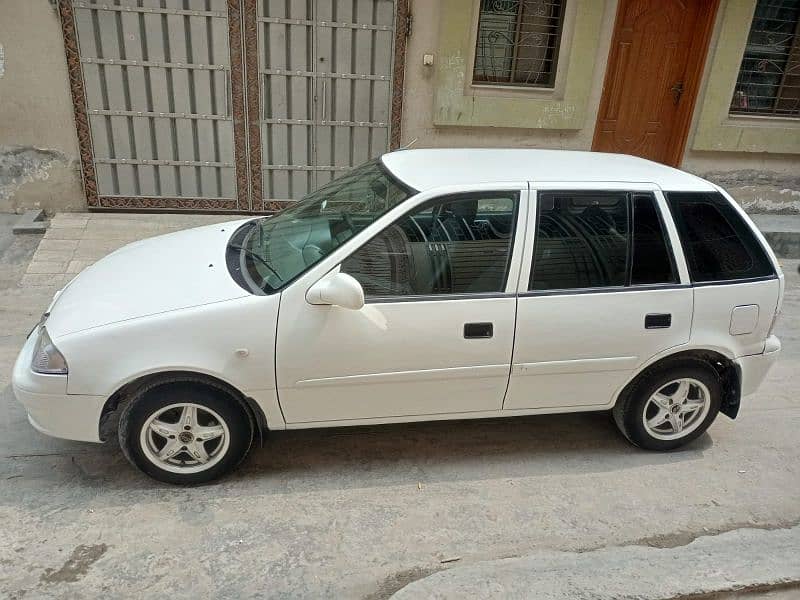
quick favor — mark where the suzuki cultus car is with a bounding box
[13,150,783,483]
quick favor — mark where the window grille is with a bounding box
[730,0,800,118]
[473,0,566,88]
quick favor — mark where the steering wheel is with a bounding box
[341,212,356,236]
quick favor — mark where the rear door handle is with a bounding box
[464,322,493,339]
[645,313,672,329]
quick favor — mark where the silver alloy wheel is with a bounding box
[642,378,711,441]
[140,402,230,474]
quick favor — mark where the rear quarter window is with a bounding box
[665,191,775,283]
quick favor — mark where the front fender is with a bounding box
[56,294,283,428]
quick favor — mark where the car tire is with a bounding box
[119,381,253,485]
[612,362,721,451]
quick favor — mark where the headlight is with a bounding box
[31,327,68,375]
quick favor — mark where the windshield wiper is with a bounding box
[228,244,284,283]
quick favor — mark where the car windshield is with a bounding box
[232,159,414,293]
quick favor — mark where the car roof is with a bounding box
[381,149,717,193]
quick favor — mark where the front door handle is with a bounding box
[464,322,493,339]
[670,81,684,105]
[645,313,672,329]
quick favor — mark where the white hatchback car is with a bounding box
[14,149,783,484]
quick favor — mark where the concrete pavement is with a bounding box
[391,525,800,599]
[0,214,799,599]
[20,212,246,287]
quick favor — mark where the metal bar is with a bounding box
[88,108,230,120]
[509,0,525,81]
[256,17,393,32]
[73,2,226,20]
[262,118,387,127]
[311,0,319,194]
[261,68,389,81]
[321,77,327,122]
[94,158,234,168]
[262,164,352,171]
[81,57,228,70]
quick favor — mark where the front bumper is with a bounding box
[12,329,105,443]
[736,335,781,397]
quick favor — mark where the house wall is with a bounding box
[399,0,800,212]
[0,0,85,213]
[0,0,797,213]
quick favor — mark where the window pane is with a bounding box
[666,192,775,282]
[631,194,677,285]
[241,160,413,292]
[341,194,518,297]
[529,192,629,290]
[473,0,566,88]
[730,0,800,118]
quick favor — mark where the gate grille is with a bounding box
[254,0,397,210]
[64,0,244,210]
[59,0,407,212]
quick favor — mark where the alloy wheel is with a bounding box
[642,378,711,441]
[139,403,230,474]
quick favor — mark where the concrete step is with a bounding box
[750,214,800,259]
[11,209,47,234]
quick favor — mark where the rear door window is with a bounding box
[529,191,677,291]
[665,192,775,283]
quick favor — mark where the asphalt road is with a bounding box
[0,220,798,599]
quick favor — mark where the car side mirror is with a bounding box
[306,271,365,310]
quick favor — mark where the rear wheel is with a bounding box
[613,364,721,451]
[119,383,253,484]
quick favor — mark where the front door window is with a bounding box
[341,193,519,298]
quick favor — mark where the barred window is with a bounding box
[730,0,800,118]
[473,0,566,88]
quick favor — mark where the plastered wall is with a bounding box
[398,0,800,211]
[0,0,85,213]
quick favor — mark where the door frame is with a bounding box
[57,0,410,213]
[591,0,720,167]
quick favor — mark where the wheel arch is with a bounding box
[99,370,269,442]
[613,348,741,420]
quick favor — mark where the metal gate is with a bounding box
[58,0,408,212]
[253,0,397,211]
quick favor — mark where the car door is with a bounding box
[275,185,529,424]
[504,184,693,411]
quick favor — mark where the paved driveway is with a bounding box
[1,215,798,599]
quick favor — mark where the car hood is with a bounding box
[46,219,255,338]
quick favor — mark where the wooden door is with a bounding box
[592,0,719,166]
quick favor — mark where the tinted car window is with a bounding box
[341,193,518,297]
[530,191,677,291]
[529,192,629,290]
[666,192,774,282]
[631,194,677,285]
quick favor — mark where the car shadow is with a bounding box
[1,386,713,501]
[227,411,713,490]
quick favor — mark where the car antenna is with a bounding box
[400,138,418,150]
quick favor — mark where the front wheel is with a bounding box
[119,383,253,484]
[613,364,721,451]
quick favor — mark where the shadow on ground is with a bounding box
[2,380,712,503]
